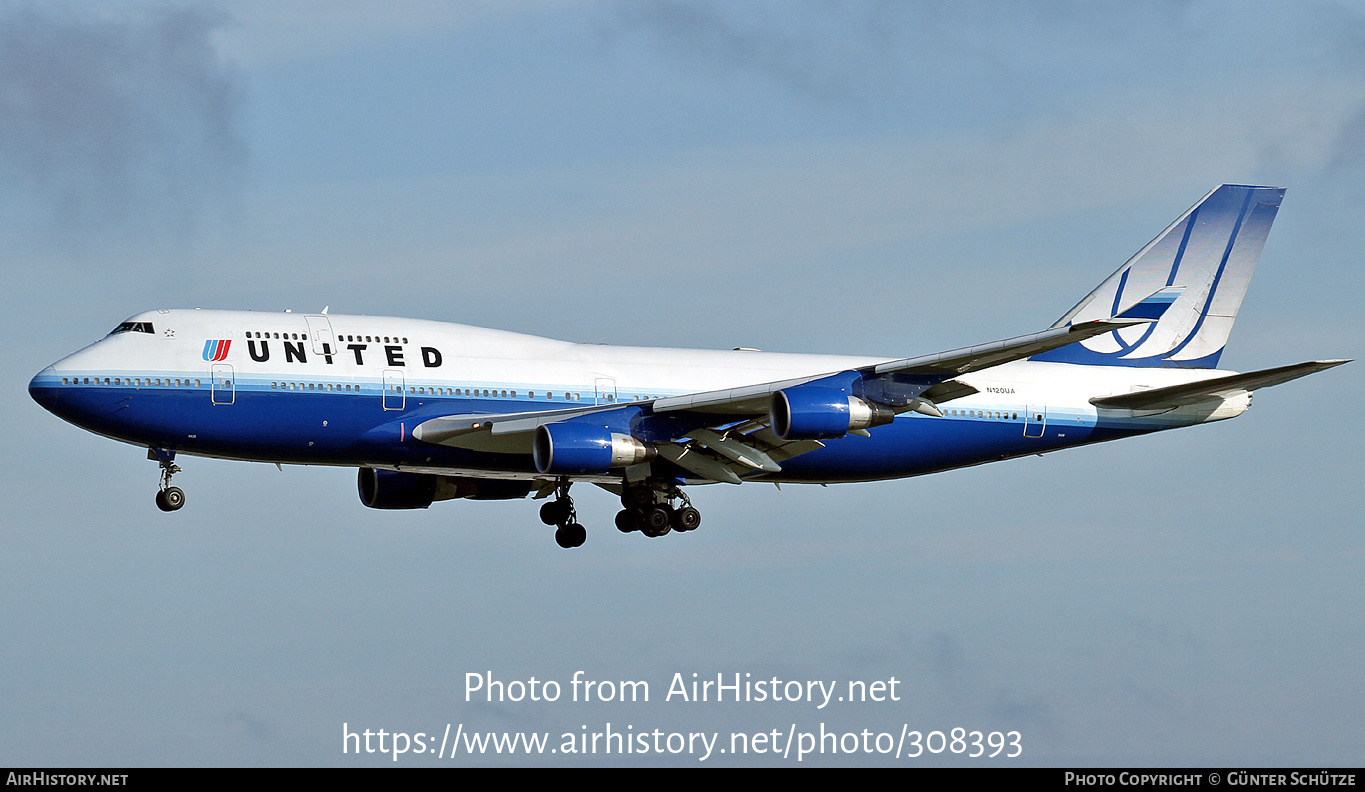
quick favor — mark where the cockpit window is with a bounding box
[110,322,154,335]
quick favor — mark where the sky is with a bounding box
[1,0,1362,767]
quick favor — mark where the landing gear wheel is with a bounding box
[675,506,701,532]
[156,486,185,512]
[615,509,641,533]
[643,506,673,537]
[153,452,184,513]
[555,522,586,548]
[540,500,570,526]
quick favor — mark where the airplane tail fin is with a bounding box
[1032,184,1285,368]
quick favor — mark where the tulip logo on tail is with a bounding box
[202,340,231,362]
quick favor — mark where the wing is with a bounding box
[650,317,1151,415]
[410,316,1153,484]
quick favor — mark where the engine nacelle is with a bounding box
[770,387,896,440]
[357,468,437,509]
[533,422,655,475]
[358,469,534,509]
[452,478,535,500]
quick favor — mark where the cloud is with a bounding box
[0,4,245,241]
[609,0,889,102]
[605,0,1205,104]
[208,0,548,66]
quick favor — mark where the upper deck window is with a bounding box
[110,321,154,335]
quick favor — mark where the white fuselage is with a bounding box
[31,309,1248,483]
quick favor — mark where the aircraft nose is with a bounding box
[29,366,60,412]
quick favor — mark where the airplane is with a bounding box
[28,184,1348,548]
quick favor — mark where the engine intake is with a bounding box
[357,468,437,509]
[358,469,533,509]
[533,423,655,474]
[770,387,895,440]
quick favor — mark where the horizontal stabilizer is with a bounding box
[1090,360,1349,410]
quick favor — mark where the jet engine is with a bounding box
[357,468,533,509]
[770,386,896,440]
[357,468,438,509]
[533,422,655,475]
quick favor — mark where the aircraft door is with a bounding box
[383,369,405,410]
[1023,403,1047,438]
[211,364,235,405]
[304,315,335,357]
[594,377,618,406]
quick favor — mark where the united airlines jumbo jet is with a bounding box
[29,185,1347,548]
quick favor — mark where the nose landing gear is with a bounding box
[150,449,185,512]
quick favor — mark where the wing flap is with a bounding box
[655,444,745,484]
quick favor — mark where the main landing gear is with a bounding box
[536,479,704,549]
[539,479,586,549]
[614,481,701,538]
[150,449,185,512]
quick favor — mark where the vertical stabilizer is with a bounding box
[1033,184,1284,368]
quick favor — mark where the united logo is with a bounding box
[202,340,231,362]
